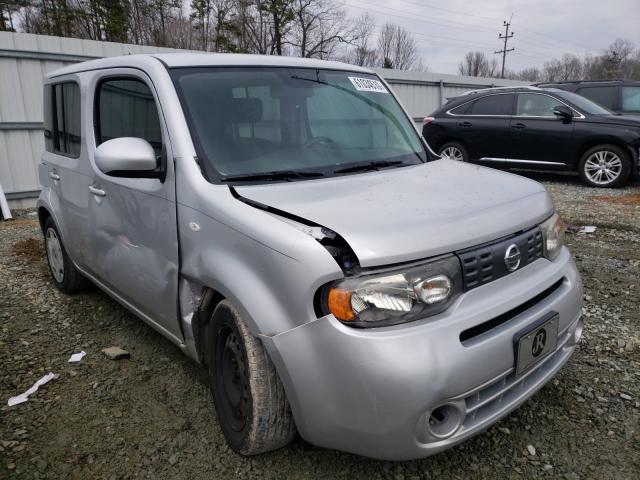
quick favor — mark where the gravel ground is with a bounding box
[1,172,639,480]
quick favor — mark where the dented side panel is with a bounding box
[176,197,344,338]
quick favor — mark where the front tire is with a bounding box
[43,217,89,293]
[208,300,296,455]
[438,142,468,162]
[578,144,631,188]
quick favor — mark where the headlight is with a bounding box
[323,256,462,327]
[540,213,565,261]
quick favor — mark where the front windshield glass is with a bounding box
[555,91,612,115]
[171,67,426,182]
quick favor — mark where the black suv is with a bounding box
[422,86,640,187]
[534,79,640,116]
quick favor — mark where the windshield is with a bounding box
[555,91,612,115]
[170,67,426,182]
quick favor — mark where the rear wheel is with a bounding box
[43,217,89,293]
[208,300,296,455]
[438,142,468,162]
[578,144,631,188]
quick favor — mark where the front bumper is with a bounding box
[262,248,583,460]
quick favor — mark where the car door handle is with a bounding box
[49,172,60,181]
[89,186,106,197]
[458,121,472,127]
[511,123,526,129]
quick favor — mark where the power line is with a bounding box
[376,0,504,23]
[346,1,550,60]
[356,0,595,55]
[346,0,494,35]
[495,18,514,78]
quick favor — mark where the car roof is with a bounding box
[46,53,374,79]
[446,85,564,103]
[533,79,640,87]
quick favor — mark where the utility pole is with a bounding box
[495,19,514,79]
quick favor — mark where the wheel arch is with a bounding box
[37,206,52,233]
[435,137,469,153]
[191,285,225,365]
[576,138,635,168]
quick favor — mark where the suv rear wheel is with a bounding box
[208,300,296,455]
[438,142,468,162]
[579,144,631,188]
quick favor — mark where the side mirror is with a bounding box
[95,137,158,176]
[552,105,573,120]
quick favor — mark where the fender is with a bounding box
[177,202,343,345]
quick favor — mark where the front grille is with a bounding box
[461,323,574,431]
[457,228,543,291]
[459,278,565,344]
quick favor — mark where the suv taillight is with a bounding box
[423,116,435,125]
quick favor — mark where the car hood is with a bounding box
[236,160,554,267]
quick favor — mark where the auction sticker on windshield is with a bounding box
[348,77,388,93]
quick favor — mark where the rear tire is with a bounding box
[578,144,631,188]
[208,300,296,455]
[438,142,468,162]
[43,217,89,293]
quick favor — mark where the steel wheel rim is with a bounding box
[45,228,64,283]
[216,325,250,432]
[584,151,622,185]
[440,146,464,161]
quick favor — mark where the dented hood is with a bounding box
[236,160,554,267]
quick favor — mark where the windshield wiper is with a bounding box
[220,170,325,183]
[333,160,406,174]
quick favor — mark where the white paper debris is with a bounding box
[578,226,597,233]
[68,351,86,363]
[7,372,58,406]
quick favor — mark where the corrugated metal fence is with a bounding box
[0,31,528,207]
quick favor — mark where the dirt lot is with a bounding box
[1,173,639,480]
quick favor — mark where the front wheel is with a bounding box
[578,145,631,188]
[208,300,296,455]
[438,142,468,162]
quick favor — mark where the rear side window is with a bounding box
[621,86,640,112]
[576,86,616,110]
[469,94,513,115]
[515,93,564,117]
[95,78,162,156]
[44,82,81,157]
[449,102,473,115]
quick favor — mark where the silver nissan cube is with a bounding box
[37,54,583,461]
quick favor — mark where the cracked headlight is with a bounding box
[540,213,565,261]
[323,256,462,327]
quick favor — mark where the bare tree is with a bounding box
[342,13,376,66]
[289,0,353,59]
[508,66,542,82]
[377,22,418,70]
[541,54,584,82]
[458,51,498,77]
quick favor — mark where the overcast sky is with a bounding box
[342,0,640,73]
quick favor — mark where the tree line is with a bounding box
[459,38,640,81]
[0,0,425,70]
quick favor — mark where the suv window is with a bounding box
[576,86,616,110]
[621,86,640,112]
[469,94,513,115]
[96,78,162,156]
[448,102,473,115]
[44,82,81,157]
[515,93,564,117]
